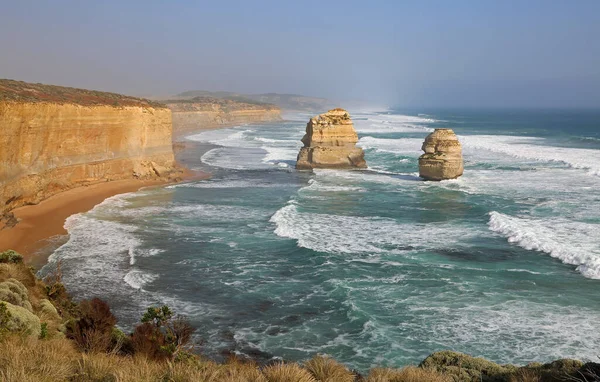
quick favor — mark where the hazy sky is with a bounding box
[1,0,599,108]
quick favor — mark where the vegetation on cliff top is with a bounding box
[1,249,599,381]
[174,90,334,111]
[0,79,166,108]
[163,96,279,112]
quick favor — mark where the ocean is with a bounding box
[40,108,600,371]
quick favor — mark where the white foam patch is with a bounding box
[460,135,600,175]
[261,146,299,164]
[270,203,482,254]
[43,213,143,294]
[409,299,600,365]
[301,179,366,193]
[427,168,600,208]
[358,137,423,156]
[352,113,435,134]
[124,270,158,290]
[201,147,272,170]
[111,203,270,222]
[187,128,252,147]
[313,168,421,187]
[168,179,282,189]
[488,211,600,279]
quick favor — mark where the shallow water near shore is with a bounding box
[41,108,600,371]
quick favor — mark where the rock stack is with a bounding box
[418,129,464,180]
[296,108,367,170]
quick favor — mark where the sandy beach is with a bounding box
[0,166,209,267]
[0,179,165,265]
[0,118,266,268]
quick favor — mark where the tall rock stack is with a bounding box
[296,108,367,169]
[418,129,464,180]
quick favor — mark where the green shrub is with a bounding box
[0,301,41,337]
[141,305,173,327]
[420,351,515,381]
[0,250,23,264]
[40,322,49,339]
[0,278,32,311]
[132,305,195,361]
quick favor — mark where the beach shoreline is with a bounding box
[0,165,210,269]
[0,118,284,267]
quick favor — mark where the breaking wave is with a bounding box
[488,211,600,279]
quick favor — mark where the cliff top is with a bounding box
[163,96,279,112]
[174,90,334,111]
[311,108,352,126]
[0,79,166,108]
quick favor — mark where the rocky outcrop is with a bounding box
[165,97,282,137]
[0,80,177,215]
[296,108,367,169]
[418,129,464,181]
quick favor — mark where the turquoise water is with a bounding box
[41,109,600,370]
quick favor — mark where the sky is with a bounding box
[1,0,599,108]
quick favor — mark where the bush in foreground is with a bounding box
[0,250,23,264]
[2,251,600,382]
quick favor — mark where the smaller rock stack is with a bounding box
[418,129,464,181]
[296,108,367,170]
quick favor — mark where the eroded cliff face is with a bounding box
[418,128,464,181]
[0,102,176,215]
[296,108,367,169]
[166,98,281,136]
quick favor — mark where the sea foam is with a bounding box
[488,211,600,279]
[461,135,600,175]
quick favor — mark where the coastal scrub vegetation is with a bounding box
[0,79,166,108]
[163,95,279,113]
[0,249,599,381]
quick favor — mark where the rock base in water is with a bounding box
[418,128,464,181]
[296,108,367,170]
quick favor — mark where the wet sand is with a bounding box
[0,169,209,267]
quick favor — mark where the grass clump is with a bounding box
[304,355,356,382]
[262,362,317,382]
[366,366,452,382]
[0,250,23,264]
[0,336,78,382]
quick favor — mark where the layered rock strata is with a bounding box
[296,108,367,169]
[165,97,281,136]
[0,80,177,215]
[418,129,464,180]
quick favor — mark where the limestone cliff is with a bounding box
[0,80,177,215]
[418,128,464,181]
[296,108,367,170]
[165,97,281,136]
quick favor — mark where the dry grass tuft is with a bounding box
[263,362,318,382]
[0,336,78,382]
[0,263,37,288]
[366,366,452,382]
[304,355,356,382]
[508,368,542,382]
[74,353,166,382]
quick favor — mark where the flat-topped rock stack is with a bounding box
[296,108,367,169]
[418,129,464,180]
